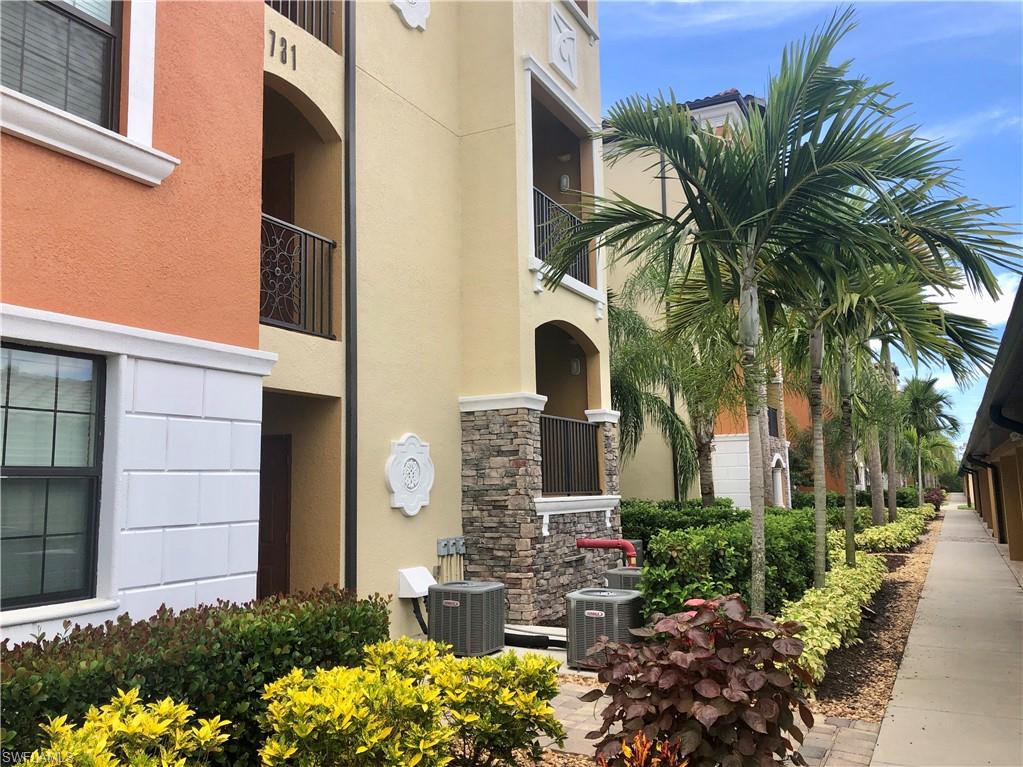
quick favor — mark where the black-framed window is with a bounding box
[1,345,105,611]
[767,407,780,439]
[0,0,122,130]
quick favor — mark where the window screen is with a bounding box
[1,1,120,129]
[1,345,105,610]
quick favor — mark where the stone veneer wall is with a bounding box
[461,408,622,625]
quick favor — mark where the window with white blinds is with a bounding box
[0,1,120,129]
[1,346,105,610]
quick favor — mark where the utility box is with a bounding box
[427,580,505,657]
[604,566,642,590]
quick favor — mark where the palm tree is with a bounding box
[608,297,699,494]
[548,8,1018,611]
[901,377,960,491]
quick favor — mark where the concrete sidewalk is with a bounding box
[871,505,1023,767]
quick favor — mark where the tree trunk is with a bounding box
[760,377,773,507]
[867,426,885,525]
[739,258,766,614]
[694,413,716,506]
[882,341,898,522]
[840,340,856,568]
[916,432,924,494]
[809,323,827,587]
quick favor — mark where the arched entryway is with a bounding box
[771,453,787,509]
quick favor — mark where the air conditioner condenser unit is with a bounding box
[604,566,642,590]
[427,580,505,657]
[566,588,643,669]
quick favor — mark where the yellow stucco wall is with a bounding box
[264,1,614,636]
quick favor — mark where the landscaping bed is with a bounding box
[813,513,944,721]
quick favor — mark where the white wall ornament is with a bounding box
[386,433,435,516]
[549,5,578,86]
[392,0,430,31]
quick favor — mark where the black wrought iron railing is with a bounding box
[540,415,601,496]
[260,214,334,338]
[265,0,333,47]
[533,187,591,286]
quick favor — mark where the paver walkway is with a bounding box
[871,505,1023,767]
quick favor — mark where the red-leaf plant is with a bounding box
[580,594,814,767]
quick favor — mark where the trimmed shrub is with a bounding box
[585,595,814,767]
[621,498,748,547]
[779,555,888,683]
[924,487,946,514]
[826,506,931,554]
[641,510,816,615]
[1,587,390,765]
[895,487,919,508]
[263,639,565,767]
[790,490,843,511]
[30,688,231,767]
[826,506,873,533]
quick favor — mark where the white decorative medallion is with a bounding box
[549,5,578,86]
[392,0,430,30]
[386,433,435,516]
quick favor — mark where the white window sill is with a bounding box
[0,87,179,186]
[528,256,607,318]
[536,494,621,535]
[561,0,599,41]
[0,597,120,629]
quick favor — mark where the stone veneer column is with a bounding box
[460,400,624,625]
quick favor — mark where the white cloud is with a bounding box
[923,106,1023,148]
[930,272,1021,326]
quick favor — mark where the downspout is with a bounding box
[343,0,358,591]
[660,150,681,503]
[969,456,1007,545]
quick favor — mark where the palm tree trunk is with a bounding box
[916,431,924,494]
[867,426,885,525]
[739,258,766,614]
[882,341,898,522]
[809,323,827,587]
[840,339,856,567]
[694,413,716,506]
[760,377,773,507]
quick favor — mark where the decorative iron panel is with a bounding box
[259,214,335,338]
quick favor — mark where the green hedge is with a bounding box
[1,587,390,765]
[790,487,919,511]
[641,509,817,615]
[620,498,744,546]
[779,555,888,683]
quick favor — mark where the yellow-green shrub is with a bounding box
[260,665,453,767]
[827,506,932,555]
[31,687,230,766]
[779,555,887,683]
[365,638,565,767]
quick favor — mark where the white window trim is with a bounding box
[0,598,121,629]
[0,3,174,187]
[561,0,599,42]
[1,304,276,377]
[522,56,607,319]
[1,88,179,186]
[535,494,621,536]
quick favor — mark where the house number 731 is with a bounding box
[268,29,296,70]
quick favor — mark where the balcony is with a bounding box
[265,0,333,47]
[540,415,601,496]
[533,187,590,286]
[260,214,335,338]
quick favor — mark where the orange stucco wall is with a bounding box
[1,1,264,348]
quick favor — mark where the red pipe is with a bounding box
[576,538,637,566]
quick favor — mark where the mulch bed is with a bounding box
[812,513,944,722]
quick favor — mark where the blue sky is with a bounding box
[598,0,1023,448]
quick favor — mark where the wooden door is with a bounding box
[258,435,292,598]
[262,153,295,222]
